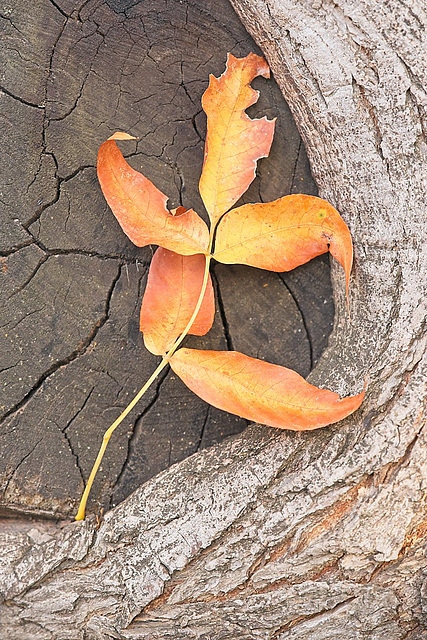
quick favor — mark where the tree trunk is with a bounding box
[1,0,426,638]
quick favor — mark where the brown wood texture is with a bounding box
[0,0,333,518]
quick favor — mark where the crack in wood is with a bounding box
[197,405,211,452]
[290,138,302,193]
[0,263,122,427]
[112,366,171,500]
[211,266,234,351]
[277,273,313,369]
[62,424,85,485]
[1,437,44,500]
[0,85,44,109]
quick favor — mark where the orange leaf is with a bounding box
[97,132,209,255]
[170,349,365,430]
[140,248,215,356]
[199,53,275,224]
[213,195,353,294]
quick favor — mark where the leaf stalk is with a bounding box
[75,230,215,520]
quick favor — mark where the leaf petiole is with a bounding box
[75,233,214,521]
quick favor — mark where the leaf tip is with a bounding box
[225,51,270,79]
[340,378,367,412]
[108,131,139,141]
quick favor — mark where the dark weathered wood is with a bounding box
[214,264,311,376]
[0,0,332,518]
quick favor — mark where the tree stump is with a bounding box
[1,0,426,638]
[0,0,332,518]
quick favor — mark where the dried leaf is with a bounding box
[170,349,365,430]
[199,53,275,224]
[140,248,215,355]
[97,133,209,255]
[107,131,137,141]
[213,194,353,294]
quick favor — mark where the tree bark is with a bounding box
[1,0,426,638]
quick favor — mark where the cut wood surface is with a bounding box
[0,0,329,518]
[1,0,426,638]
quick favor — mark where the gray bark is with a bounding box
[1,0,426,638]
